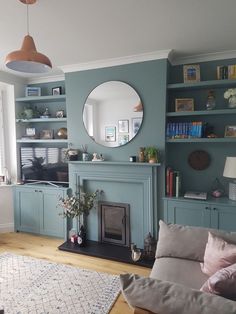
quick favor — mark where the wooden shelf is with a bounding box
[166,138,236,143]
[16,118,67,123]
[167,79,236,91]
[15,95,66,102]
[166,108,236,117]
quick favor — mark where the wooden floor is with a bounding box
[0,232,150,314]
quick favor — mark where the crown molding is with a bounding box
[27,74,65,84]
[60,50,173,73]
[171,50,236,65]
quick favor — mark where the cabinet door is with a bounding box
[164,199,211,228]
[210,205,236,231]
[15,188,40,233]
[39,188,65,238]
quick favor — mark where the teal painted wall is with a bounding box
[65,59,168,233]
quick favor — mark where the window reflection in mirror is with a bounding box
[83,81,143,147]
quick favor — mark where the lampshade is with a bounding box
[223,157,236,179]
[5,0,52,74]
[133,101,143,112]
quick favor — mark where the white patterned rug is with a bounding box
[0,252,120,314]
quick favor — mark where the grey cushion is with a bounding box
[120,273,236,314]
[156,220,236,262]
[150,257,208,289]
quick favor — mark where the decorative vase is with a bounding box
[82,152,89,161]
[229,96,236,108]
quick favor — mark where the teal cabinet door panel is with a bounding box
[15,188,40,233]
[40,189,64,238]
[14,185,67,238]
[164,199,210,228]
[164,198,236,232]
[212,205,236,232]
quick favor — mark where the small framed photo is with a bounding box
[105,126,116,142]
[25,87,41,97]
[175,98,194,112]
[118,119,129,133]
[52,87,62,95]
[132,117,142,136]
[224,125,236,137]
[40,129,53,139]
[183,65,200,83]
[118,134,129,146]
[26,127,36,136]
[56,110,64,118]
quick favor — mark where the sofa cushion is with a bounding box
[201,263,236,300]
[150,257,208,289]
[156,220,236,262]
[120,273,236,314]
[201,232,236,276]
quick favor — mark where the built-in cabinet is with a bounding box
[14,185,67,238]
[164,197,236,231]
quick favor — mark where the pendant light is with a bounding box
[5,0,52,73]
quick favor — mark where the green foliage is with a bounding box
[145,146,158,158]
[58,188,99,218]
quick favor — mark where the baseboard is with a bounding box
[0,223,14,233]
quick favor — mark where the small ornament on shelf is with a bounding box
[211,178,225,198]
[206,90,216,110]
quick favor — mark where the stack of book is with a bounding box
[166,122,203,139]
[166,167,181,197]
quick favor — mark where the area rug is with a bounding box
[0,252,120,314]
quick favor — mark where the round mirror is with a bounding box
[83,81,143,147]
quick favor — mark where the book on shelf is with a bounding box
[216,66,228,80]
[228,65,236,80]
[166,122,203,139]
[166,167,181,197]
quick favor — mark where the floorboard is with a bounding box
[0,232,150,314]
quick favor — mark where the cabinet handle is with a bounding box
[205,206,210,210]
[35,189,38,192]
[212,207,217,211]
[38,190,42,193]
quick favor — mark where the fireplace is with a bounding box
[98,201,130,247]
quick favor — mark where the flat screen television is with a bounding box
[20,147,68,186]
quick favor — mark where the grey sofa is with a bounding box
[121,220,236,314]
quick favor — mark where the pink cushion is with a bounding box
[200,263,236,301]
[200,232,236,276]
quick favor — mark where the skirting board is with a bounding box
[0,223,14,233]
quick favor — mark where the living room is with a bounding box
[1,1,236,313]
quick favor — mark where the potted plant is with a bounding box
[145,146,158,163]
[82,144,89,161]
[58,188,99,246]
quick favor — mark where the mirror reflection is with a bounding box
[83,81,143,147]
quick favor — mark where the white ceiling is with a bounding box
[1,0,236,78]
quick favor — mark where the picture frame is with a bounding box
[25,87,41,97]
[105,126,116,142]
[0,175,5,184]
[224,125,236,138]
[118,134,129,146]
[175,98,194,112]
[40,129,54,139]
[56,110,64,118]
[52,87,62,95]
[183,64,200,83]
[132,117,142,137]
[118,119,129,133]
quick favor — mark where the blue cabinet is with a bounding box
[14,185,68,238]
[164,197,236,231]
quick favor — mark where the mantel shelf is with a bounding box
[69,161,161,167]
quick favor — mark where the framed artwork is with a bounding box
[105,126,116,142]
[175,98,194,112]
[183,65,200,83]
[52,87,62,95]
[40,129,53,139]
[118,119,129,133]
[118,134,129,146]
[26,127,36,136]
[132,117,142,136]
[224,125,236,137]
[25,87,41,97]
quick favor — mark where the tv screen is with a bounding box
[20,147,68,185]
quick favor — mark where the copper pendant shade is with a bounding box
[5,0,52,74]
